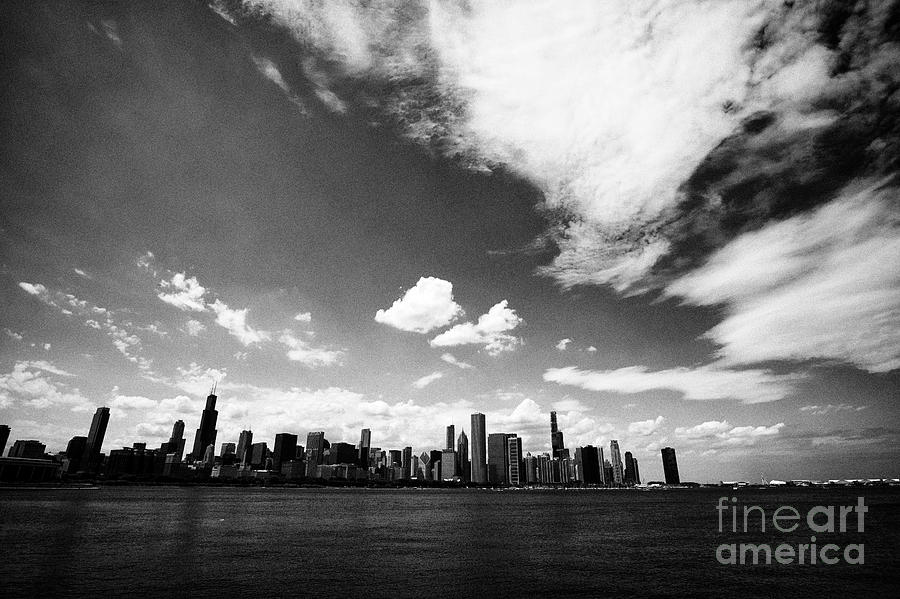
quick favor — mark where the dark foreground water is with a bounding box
[1,486,898,598]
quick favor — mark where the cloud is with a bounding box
[543,364,798,404]
[4,328,23,341]
[429,300,523,356]
[628,416,665,437]
[0,361,93,411]
[183,319,206,337]
[440,353,473,370]
[18,282,49,298]
[375,277,464,333]
[278,330,344,367]
[294,312,312,323]
[667,182,900,373]
[158,272,207,312]
[555,338,572,351]
[587,346,597,352]
[674,420,785,448]
[112,395,158,410]
[799,404,867,416]
[412,371,443,389]
[210,300,270,346]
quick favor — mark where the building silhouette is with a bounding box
[306,431,326,465]
[161,420,185,462]
[64,435,87,473]
[661,447,680,484]
[402,446,412,479]
[487,433,511,485]
[273,433,298,472]
[0,424,9,456]
[190,390,218,462]
[359,428,371,467]
[9,439,45,459]
[624,451,636,484]
[236,430,253,465]
[633,457,641,484]
[609,440,624,485]
[470,413,487,484]
[579,445,602,484]
[445,425,455,451]
[550,411,566,459]
[457,430,469,481]
[84,406,110,472]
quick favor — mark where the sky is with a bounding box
[1,0,898,482]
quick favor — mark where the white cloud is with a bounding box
[555,338,572,351]
[543,364,797,404]
[429,300,523,356]
[799,404,867,416]
[18,282,49,298]
[667,183,900,373]
[0,361,93,411]
[628,416,665,437]
[375,277,464,333]
[294,311,312,323]
[586,346,597,352]
[278,330,344,367]
[4,328,23,341]
[412,371,444,389]
[440,353,473,369]
[112,395,158,410]
[674,420,785,448]
[158,272,207,312]
[210,300,270,346]
[184,319,206,337]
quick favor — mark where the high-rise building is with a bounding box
[440,449,458,479]
[273,433,298,472]
[64,436,87,473]
[579,445,602,484]
[506,435,523,486]
[165,420,186,462]
[445,425,455,451]
[201,444,215,468]
[236,430,253,465]
[470,413,487,484]
[191,391,218,462]
[597,447,606,484]
[624,451,636,485]
[633,458,641,485]
[221,442,236,457]
[488,433,511,485]
[550,411,566,459]
[418,451,431,480]
[456,430,469,481]
[609,440,624,485]
[603,459,613,484]
[306,431,326,465]
[402,446,413,479]
[661,447,680,485]
[84,406,110,472]
[0,424,10,456]
[359,428,371,467]
[249,442,268,469]
[524,453,538,484]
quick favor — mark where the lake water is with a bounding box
[1,486,898,597]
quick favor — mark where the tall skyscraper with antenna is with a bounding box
[550,411,566,458]
[191,384,219,462]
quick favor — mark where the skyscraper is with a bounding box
[470,413,487,484]
[609,440,624,485]
[191,390,218,462]
[64,436,87,473]
[306,431,326,465]
[506,435,523,486]
[84,406,110,472]
[273,433,298,472]
[550,411,566,458]
[249,442,268,469]
[236,430,253,465]
[445,425,455,451]
[456,430,469,481]
[661,447,680,485]
[164,420,186,462]
[624,451,636,485]
[359,428,371,467]
[633,457,641,485]
[441,449,458,479]
[0,424,9,456]
[488,433,511,485]
[402,446,413,479]
[579,445,602,484]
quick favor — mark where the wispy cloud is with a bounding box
[158,272,207,312]
[440,353,472,370]
[555,338,571,351]
[544,364,798,404]
[412,371,443,389]
[278,330,344,367]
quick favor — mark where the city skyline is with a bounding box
[1,1,898,483]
